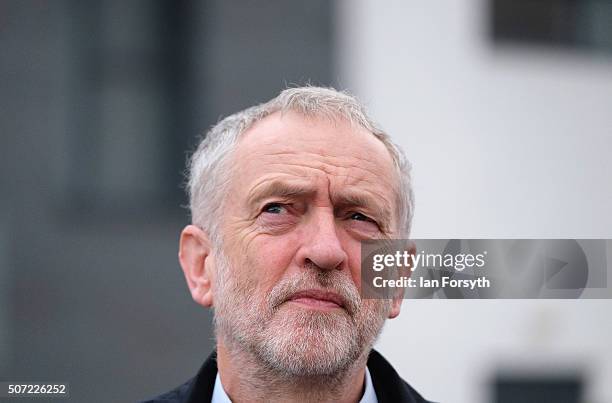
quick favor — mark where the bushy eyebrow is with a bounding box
[247,179,316,206]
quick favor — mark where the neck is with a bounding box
[216,340,369,403]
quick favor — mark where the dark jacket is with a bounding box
[141,349,433,403]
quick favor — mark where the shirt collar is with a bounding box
[361,365,379,403]
[211,367,378,403]
[211,373,232,403]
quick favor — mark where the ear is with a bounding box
[388,240,416,319]
[179,225,215,308]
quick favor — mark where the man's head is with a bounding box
[179,87,414,378]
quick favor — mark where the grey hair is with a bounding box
[186,86,414,243]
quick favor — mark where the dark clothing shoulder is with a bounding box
[141,349,433,403]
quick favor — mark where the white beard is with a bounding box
[213,249,391,377]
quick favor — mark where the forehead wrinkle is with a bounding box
[260,163,394,206]
[263,151,389,172]
[263,160,391,184]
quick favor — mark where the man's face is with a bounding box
[212,111,401,376]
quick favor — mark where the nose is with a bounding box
[296,208,348,271]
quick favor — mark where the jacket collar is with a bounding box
[182,349,429,403]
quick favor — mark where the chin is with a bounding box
[257,310,360,377]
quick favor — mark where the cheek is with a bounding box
[244,234,299,290]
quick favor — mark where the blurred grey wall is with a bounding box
[0,1,334,401]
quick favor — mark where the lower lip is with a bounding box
[288,297,342,310]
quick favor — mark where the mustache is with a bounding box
[267,269,361,316]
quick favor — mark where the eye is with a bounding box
[346,211,382,234]
[262,203,287,214]
[349,212,374,222]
